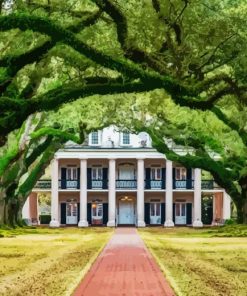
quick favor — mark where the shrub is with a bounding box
[224,218,236,225]
[40,215,51,224]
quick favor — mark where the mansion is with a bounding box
[22,126,231,227]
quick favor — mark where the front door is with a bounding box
[175,203,186,224]
[150,203,161,224]
[66,202,78,224]
[91,203,103,225]
[119,200,135,224]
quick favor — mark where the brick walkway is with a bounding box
[73,228,174,296]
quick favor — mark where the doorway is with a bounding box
[118,197,135,225]
[66,202,78,224]
[150,202,161,224]
[175,202,186,225]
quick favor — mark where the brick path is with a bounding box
[73,228,174,296]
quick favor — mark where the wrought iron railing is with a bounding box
[34,179,215,190]
[116,179,137,189]
[90,179,108,189]
[173,180,188,189]
[201,180,214,190]
[145,179,165,189]
[35,179,51,189]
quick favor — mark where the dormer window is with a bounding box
[122,132,130,145]
[90,131,100,146]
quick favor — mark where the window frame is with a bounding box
[121,132,131,146]
[89,131,101,146]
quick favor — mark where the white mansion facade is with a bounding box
[23,126,231,227]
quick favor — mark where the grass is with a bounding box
[139,225,247,296]
[0,227,113,296]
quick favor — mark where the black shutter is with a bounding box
[173,203,175,223]
[61,203,66,224]
[77,203,80,222]
[145,168,151,189]
[186,203,192,224]
[162,168,166,189]
[186,168,192,189]
[161,203,165,224]
[144,203,150,224]
[103,168,108,189]
[87,168,92,189]
[173,168,176,189]
[103,203,108,225]
[61,168,67,189]
[77,168,80,189]
[87,203,92,224]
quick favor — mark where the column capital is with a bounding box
[80,158,88,161]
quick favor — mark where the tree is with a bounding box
[0,112,85,226]
[0,0,246,223]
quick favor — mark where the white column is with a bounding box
[107,158,116,227]
[78,159,88,227]
[193,168,203,227]
[22,196,31,225]
[164,160,174,227]
[137,158,145,227]
[50,158,60,227]
[223,191,231,220]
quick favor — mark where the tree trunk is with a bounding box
[0,199,4,225]
[235,191,247,224]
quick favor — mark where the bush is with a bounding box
[224,218,237,225]
[40,215,51,224]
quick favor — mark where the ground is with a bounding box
[0,227,113,296]
[0,226,246,296]
[139,225,247,296]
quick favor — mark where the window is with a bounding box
[67,167,77,180]
[122,132,130,145]
[92,167,103,180]
[175,167,187,180]
[90,131,99,145]
[151,167,162,180]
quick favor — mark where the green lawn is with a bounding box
[139,226,247,296]
[0,227,113,296]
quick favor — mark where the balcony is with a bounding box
[173,179,214,190]
[145,180,165,189]
[35,179,51,189]
[89,179,108,189]
[60,180,79,189]
[34,179,215,190]
[201,180,214,190]
[116,179,137,189]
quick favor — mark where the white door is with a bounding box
[119,201,135,224]
[92,203,103,225]
[150,203,161,224]
[66,203,78,224]
[175,203,186,224]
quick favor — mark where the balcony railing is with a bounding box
[116,179,137,189]
[34,179,215,190]
[201,180,214,190]
[35,179,51,189]
[60,179,79,189]
[89,179,108,189]
[145,180,165,189]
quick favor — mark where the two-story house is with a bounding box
[22,126,231,227]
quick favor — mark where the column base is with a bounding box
[49,220,60,228]
[193,220,203,227]
[78,220,88,227]
[137,220,146,227]
[164,220,175,227]
[107,220,116,227]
